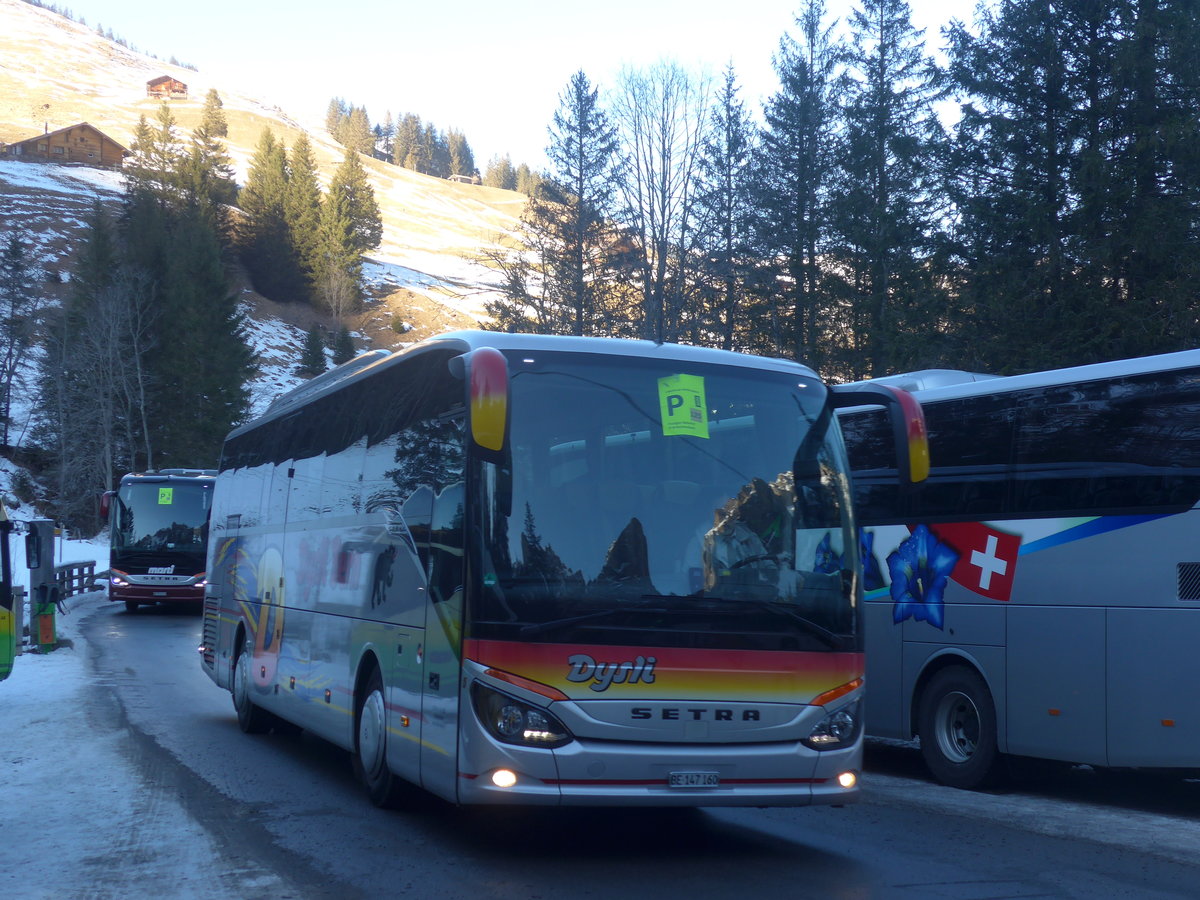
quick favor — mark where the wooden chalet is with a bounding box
[2,122,128,168]
[146,75,188,99]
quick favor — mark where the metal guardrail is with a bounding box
[55,561,97,598]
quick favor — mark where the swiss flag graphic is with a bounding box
[925,522,1020,602]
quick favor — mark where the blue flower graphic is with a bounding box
[813,532,840,574]
[860,529,884,592]
[887,525,959,629]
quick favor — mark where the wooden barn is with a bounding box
[146,75,188,99]
[2,122,128,168]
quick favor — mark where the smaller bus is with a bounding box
[102,470,215,613]
[839,351,1200,788]
[199,331,928,808]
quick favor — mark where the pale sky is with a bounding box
[72,0,970,169]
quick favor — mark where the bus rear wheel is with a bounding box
[232,637,274,734]
[353,667,408,808]
[917,665,1003,790]
[124,600,138,613]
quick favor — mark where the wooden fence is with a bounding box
[55,561,98,598]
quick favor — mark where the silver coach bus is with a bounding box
[840,350,1200,788]
[199,331,927,808]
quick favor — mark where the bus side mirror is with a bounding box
[99,490,114,523]
[830,382,929,484]
[451,347,510,462]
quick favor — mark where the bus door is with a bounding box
[419,479,466,800]
[369,483,431,788]
[279,452,323,721]
[245,460,292,700]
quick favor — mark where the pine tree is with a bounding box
[326,97,349,142]
[516,69,622,335]
[328,146,383,257]
[754,0,843,367]
[515,164,545,197]
[239,129,306,302]
[484,155,517,190]
[145,207,253,465]
[124,105,184,209]
[298,325,327,376]
[345,105,375,156]
[379,111,395,160]
[831,0,949,377]
[201,88,228,138]
[447,129,475,177]
[694,64,757,351]
[181,120,239,246]
[331,325,356,364]
[945,0,1119,371]
[314,181,362,319]
[394,113,422,169]
[425,123,450,177]
[285,134,324,300]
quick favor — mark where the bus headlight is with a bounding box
[110,569,130,588]
[470,683,572,748]
[802,700,863,751]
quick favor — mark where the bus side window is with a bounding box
[402,486,434,573]
[429,481,465,605]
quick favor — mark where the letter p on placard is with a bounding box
[658,374,709,439]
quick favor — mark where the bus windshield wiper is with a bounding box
[519,595,674,638]
[701,596,846,650]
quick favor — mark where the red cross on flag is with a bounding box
[925,522,1021,602]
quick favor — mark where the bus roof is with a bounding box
[849,369,999,392]
[909,348,1200,404]
[247,330,822,436]
[119,470,216,483]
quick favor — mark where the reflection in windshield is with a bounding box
[472,354,859,652]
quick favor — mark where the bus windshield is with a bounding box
[112,480,211,564]
[470,353,860,652]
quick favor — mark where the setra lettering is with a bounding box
[631,707,760,721]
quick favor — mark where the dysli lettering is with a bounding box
[565,653,657,692]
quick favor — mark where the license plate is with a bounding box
[668,771,719,788]
[153,591,168,597]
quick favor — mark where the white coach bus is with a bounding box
[839,350,1200,788]
[199,331,927,808]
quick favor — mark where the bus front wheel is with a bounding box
[917,665,1003,790]
[354,667,408,808]
[233,637,274,734]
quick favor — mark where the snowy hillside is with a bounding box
[0,0,530,348]
[0,0,541,524]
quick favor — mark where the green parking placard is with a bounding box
[658,373,709,439]
[158,487,174,505]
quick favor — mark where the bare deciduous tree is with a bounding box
[612,61,712,344]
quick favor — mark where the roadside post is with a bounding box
[26,518,59,653]
[0,505,14,679]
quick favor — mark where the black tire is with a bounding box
[917,665,1004,790]
[232,636,274,734]
[124,600,139,613]
[353,666,408,808]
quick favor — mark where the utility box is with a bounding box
[26,519,58,653]
[0,506,13,679]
